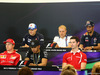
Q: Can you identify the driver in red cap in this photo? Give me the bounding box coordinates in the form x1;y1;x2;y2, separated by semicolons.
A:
0;38;21;66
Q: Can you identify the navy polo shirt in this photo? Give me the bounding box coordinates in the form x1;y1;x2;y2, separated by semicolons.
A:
80;31;100;47
22;32;44;46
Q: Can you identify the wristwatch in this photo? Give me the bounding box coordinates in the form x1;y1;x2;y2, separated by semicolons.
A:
91;46;94;50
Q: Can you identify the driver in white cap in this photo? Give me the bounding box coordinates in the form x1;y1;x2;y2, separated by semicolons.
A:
22;23;44;47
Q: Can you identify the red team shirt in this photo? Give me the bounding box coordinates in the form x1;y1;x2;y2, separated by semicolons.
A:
0;50;21;66
63;50;87;69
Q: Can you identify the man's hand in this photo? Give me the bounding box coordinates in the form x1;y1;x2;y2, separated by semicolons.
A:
29;63;36;66
21;44;29;48
25;58;29;61
84;46;92;50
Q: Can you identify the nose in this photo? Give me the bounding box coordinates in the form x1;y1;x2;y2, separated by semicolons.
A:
61;31;63;34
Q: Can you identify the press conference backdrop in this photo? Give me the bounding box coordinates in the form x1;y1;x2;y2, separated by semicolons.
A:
0;2;100;44
0;2;100;75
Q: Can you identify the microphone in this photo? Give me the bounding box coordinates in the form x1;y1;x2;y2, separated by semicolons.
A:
50;43;57;48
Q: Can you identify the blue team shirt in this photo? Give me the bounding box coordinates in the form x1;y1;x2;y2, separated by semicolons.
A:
80;31;100;47
22;32;44;46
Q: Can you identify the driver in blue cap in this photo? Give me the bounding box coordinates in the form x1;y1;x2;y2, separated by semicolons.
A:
22;23;44;47
79;20;100;51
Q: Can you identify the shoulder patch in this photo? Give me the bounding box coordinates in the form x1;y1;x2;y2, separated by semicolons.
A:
84;32;88;36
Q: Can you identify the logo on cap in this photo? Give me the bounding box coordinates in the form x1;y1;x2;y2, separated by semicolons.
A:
3;39;15;45
29;40;40;48
31;42;34;45
85;20;94;27
28;23;37;30
86;21;90;24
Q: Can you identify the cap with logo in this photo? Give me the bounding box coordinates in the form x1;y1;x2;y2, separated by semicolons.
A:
29;40;40;48
28;23;37;30
85;20;94;27
3;39;15;45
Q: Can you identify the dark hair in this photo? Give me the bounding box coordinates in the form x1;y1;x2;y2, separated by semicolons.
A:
18;67;33;75
70;36;80;42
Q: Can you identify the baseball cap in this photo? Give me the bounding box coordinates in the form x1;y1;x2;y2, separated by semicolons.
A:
3;39;15;45
28;23;37;30
29;40;40;48
85;20;94;27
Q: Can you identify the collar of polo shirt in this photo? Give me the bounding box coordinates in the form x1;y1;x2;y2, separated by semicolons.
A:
70;50;80;53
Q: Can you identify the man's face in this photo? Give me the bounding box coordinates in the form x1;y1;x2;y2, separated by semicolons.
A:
29;29;37;36
86;26;94;33
70;39;79;49
31;45;40;53
6;42;14;51
58;28;67;38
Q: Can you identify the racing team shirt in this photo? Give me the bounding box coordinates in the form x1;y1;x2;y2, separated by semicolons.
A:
80;31;100;47
63;50;87;70
25;48;48;65
53;35;72;47
22;32;44;46
0;50;21;66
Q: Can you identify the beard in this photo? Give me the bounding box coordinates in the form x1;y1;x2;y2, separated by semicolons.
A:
87;30;92;33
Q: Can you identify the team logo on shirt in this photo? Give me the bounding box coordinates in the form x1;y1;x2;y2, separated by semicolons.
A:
30;55;34;60
0;55;6;58
67;57;71;60
30;55;33;58
10;55;16;59
28;38;32;42
23;38;25;41
85;37;89;42
84;59;87;61
84;32;88;36
76;56;81;58
94;38;97;41
9;61;14;63
40;39;44;41
44;51;48;58
1;60;5;63
35;38;37;40
31;42;34;45
93;37;97;45
65;38;67;41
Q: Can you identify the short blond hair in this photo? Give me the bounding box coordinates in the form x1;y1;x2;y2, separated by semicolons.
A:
91;62;100;75
58;25;67;30
61;64;77;75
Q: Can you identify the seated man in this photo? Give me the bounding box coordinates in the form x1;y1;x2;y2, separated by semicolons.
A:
22;23;44;47
24;40;48;66
0;39;21;66
62;36;87;70
53;25;72;48
79;20;100;50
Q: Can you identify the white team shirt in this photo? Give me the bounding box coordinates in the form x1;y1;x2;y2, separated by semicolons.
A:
53;36;72;47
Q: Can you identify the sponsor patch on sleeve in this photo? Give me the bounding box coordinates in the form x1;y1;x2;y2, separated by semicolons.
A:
40;39;44;41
